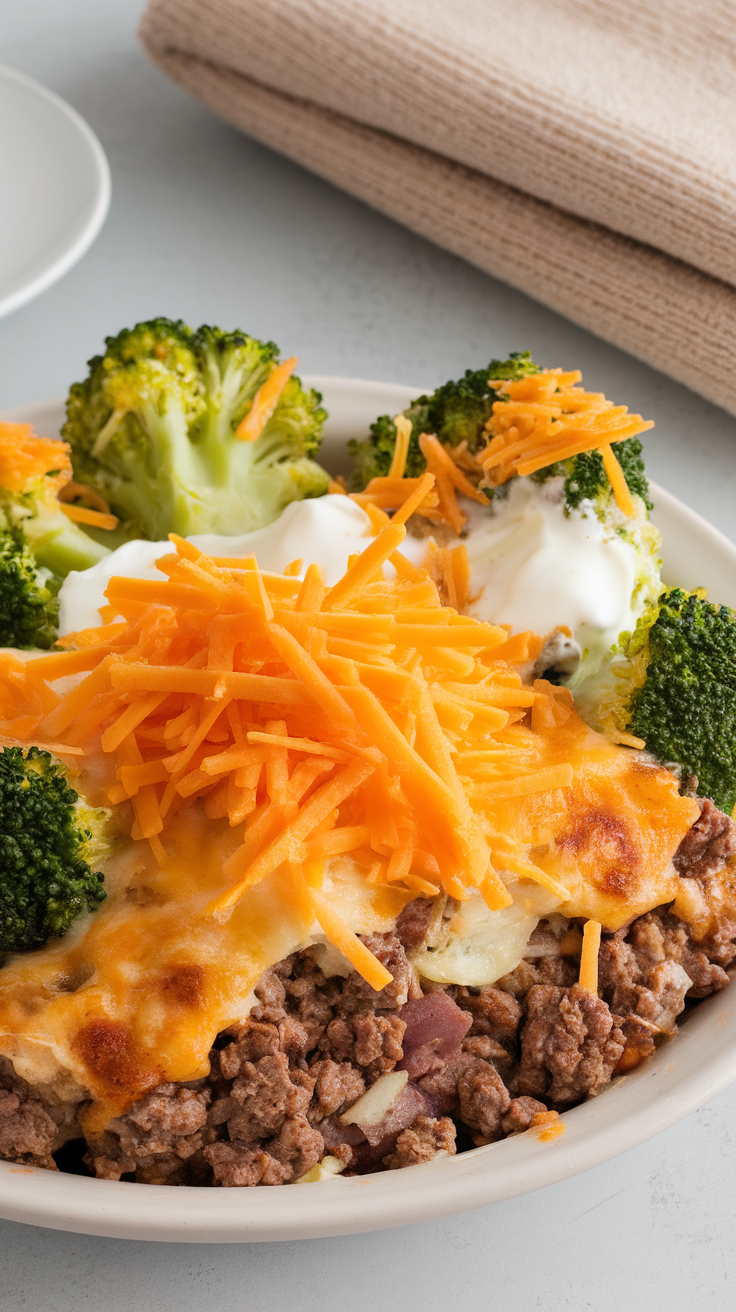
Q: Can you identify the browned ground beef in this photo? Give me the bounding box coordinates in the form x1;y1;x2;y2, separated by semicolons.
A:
513;984;625;1104
673;797;736;880
1;802;735;1186
0;1056;78;1171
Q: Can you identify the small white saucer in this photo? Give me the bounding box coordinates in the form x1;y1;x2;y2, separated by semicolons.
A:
0;65;110;319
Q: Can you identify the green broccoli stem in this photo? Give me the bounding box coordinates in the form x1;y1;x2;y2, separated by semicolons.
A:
101;394;213;536
198;353;272;483
142;395;203;489
30;518;110;575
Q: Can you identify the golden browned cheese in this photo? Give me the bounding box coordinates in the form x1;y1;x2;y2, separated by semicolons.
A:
0;805;408;1133
472;711;700;930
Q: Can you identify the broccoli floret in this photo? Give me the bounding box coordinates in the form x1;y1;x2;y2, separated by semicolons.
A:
533;437;652;513
62;318;330;540
0;423;109;649
354;352;661;694
0;428;110;583
574;588;736;811
0;529;59;649
350;351;652;516
349;351;539;488
0;746;108;954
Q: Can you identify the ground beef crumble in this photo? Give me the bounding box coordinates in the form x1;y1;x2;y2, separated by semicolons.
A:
673;797;736;881
3;802;736;1187
514;984;625;1104
0;1056;78;1171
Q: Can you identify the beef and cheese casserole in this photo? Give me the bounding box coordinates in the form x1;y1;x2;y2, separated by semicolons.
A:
1;334;735;1188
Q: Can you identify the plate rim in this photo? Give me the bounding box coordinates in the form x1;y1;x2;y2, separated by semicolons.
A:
0;379;735;1242
0;64;111;320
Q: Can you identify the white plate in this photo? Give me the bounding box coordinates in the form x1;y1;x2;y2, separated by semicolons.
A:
1;377;736;1242
0;66;110;319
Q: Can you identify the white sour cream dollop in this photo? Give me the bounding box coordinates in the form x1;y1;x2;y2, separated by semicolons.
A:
59;484;641;683
59;495;376;634
459;478;639;675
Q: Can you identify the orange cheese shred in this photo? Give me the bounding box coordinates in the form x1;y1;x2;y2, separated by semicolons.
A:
0;419;122;528
479;370;654;493
309;887;393;991
58;481;113;514
391;471;437;526
59;503;119;531
600;443;636;516
346;368;651;535
236;357;298;441
0;421;72;495
579;920;602;994
232;359;295;440
388;414;413;479
324;521;407;609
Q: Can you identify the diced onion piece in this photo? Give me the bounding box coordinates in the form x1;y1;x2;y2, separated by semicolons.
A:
296;1155;346;1184
339;1070;408;1128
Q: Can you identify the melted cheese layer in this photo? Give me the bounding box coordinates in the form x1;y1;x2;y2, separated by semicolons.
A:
479;715;696;929
0;807;408;1131
0;709;698;1126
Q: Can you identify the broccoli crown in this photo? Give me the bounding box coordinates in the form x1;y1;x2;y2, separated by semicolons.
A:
622;588;736;811
0;746;107;954
533;437;652;513
0;528;60;649
62;318;330;540
348;351;539;488
349;353;652;516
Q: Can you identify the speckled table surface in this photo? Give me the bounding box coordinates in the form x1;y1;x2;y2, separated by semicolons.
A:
1;3;736;1307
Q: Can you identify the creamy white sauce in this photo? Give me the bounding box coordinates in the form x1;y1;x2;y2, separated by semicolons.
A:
59;484;642;678
458;478;639;676
59;495;375;634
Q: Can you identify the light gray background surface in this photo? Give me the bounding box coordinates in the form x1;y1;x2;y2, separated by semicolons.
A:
2;2;736;1307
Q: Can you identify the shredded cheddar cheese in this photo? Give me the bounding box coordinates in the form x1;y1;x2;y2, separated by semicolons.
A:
353;367;652;527
350;476;439;516
57;480;113;515
0;478;700;1124
479;370;653;516
531;1110;565;1142
579;919;602;994
0;421;119;529
59;503;119;531
600;443;635;517
425;541;472;610
0;420;73;499
0;491;698;938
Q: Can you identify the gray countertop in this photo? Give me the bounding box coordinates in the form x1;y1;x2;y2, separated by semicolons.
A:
2;2;736;1307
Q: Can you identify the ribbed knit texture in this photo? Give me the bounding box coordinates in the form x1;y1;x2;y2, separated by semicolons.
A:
139;0;736;413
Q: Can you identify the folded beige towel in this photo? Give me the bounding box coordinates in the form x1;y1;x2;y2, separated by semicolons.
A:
140;0;736;413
